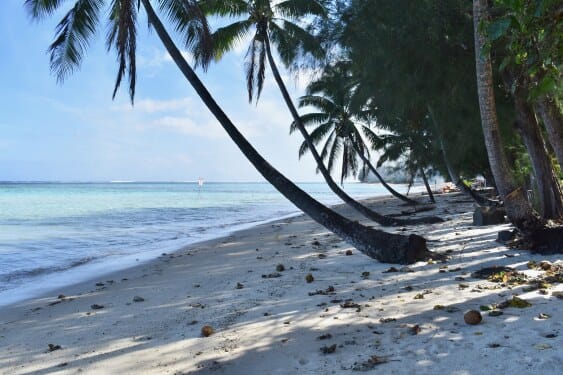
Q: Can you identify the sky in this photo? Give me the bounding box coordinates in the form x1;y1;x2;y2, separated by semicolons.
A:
0;0;324;182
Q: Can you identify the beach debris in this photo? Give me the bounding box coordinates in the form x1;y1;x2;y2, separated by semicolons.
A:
497;296;532;309
201;325;214;337
262;272;282;279
414;293;425;300
340;300;361;309
190;303;205;309
383;267;399;273
458;283;469;290
379;317;396;323
408;325;422;335
47;344;62;352
543;333;557;338
433;305;445;310
552;291;563;299
534;343;552;350
56;362;68;368
538;313;551;320
188;320;198;325
464;310;482;325
320;344;337;354
57;294;65;299
345;250;353;256
90;304;104;310
361;272;370;279
488;343;501;348
496;230;516;243
455;276;465;281
305;273;314;283
489;310;503;317
309;286;335;296
318;253;327;259
276;264;285;272
352;355;390;371
235;282;244;289
95;282;105;287
317;333;333;340
403;285;414;291
479;305;492;311
132;296;144;303
312;240;321;247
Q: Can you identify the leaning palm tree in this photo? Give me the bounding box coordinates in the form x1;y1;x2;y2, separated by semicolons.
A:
195;0;441;226
293;63;418;205
26;0;431;264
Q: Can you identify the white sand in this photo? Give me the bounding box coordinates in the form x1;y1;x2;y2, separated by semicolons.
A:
1;193;561;374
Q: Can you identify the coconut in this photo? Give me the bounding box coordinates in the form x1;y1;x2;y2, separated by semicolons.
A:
464;310;483;325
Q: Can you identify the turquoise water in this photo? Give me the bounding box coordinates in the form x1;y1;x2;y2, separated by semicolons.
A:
0;181;410;305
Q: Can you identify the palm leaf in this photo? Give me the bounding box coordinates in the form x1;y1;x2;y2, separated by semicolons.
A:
290;112;330;133
198;0;249;17
43;0;104;83
25;0;66;19
212;20;254;59
157;0;213;69
107;0;138;103
274;0;326;19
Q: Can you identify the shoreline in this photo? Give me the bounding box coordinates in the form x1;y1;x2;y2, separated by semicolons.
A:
1;192;561;374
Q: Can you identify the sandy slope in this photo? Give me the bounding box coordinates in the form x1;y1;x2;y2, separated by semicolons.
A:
0;193;561;375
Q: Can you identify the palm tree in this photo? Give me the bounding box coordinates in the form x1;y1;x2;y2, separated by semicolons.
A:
294;63;418;205
472;0;545;232
196;0;442;226
26;0;430;264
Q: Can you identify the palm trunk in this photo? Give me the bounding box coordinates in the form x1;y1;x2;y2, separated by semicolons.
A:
263;35;442;226
140;0;429;264
535;96;563;169
420;168;435;203
428;105;500;206
513;90;563;219
350;142;418;205
472;0;544;233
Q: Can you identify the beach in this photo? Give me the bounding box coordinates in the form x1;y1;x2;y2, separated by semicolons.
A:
1;192;562;374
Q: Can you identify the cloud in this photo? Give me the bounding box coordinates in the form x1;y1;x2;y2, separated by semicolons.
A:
153;115;225;139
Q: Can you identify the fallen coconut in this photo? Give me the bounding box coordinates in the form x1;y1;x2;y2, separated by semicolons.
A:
464;310;482;325
201;325;214;337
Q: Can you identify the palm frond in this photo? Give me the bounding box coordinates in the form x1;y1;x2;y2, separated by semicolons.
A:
46;0;104;83
298;94;336;113
269;19;324;66
25;0;66;19
244;35;266;102
290;112;330;133
274;0;326;19
107;0;137;103
212;20;253;59
198;0;249;17
157;0;213;69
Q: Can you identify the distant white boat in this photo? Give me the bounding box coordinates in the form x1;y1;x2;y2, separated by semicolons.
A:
197;177;204;187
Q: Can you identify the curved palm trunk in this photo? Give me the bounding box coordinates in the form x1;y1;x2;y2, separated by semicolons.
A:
472;0;544;232
140;0;429;264
513;90;563;219
420;168;435;204
535;96;563;169
428;105;500;206
263;36;442;226
350;142;419;205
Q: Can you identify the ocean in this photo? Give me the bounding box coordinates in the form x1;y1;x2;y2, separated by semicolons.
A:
0;181;415;306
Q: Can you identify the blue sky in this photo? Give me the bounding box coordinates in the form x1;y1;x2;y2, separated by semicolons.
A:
0;0;323;182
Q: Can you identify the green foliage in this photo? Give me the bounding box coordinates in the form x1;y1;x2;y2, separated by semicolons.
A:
487;0;562;101
195;0;327;103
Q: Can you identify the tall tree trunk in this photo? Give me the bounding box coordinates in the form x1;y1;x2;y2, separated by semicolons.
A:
140;0;430;264
420;168;436;203
263;36;442;226
472;0;544;233
428;105;500;206
350;142;419;205
513;90;563;219
535;96;563;169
